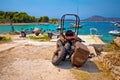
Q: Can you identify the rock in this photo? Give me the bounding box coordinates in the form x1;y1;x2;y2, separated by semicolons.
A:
111;66;120;80
100;52;120;80
114;37;120;47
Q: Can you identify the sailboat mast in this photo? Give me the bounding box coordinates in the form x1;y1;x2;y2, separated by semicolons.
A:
77;7;79;15
76;0;79;15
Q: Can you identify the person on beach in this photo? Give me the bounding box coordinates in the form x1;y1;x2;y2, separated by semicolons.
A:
11;23;15;32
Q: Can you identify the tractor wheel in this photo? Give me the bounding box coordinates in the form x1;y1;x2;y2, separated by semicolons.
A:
52;46;66;65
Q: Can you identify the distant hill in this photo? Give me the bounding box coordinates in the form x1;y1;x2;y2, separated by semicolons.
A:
82;15;120;22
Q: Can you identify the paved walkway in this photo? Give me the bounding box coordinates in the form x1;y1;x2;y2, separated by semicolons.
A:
78;35;105;45
51;35;105;45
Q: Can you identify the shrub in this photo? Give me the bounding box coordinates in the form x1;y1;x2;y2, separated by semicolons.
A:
29;34;50;41
0;36;12;43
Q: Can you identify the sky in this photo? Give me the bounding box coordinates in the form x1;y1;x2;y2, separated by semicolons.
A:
0;0;120;19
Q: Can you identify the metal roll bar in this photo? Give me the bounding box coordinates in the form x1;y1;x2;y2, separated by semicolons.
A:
60;14;80;35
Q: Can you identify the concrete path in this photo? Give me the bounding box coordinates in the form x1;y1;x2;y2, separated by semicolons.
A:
51;35;105;45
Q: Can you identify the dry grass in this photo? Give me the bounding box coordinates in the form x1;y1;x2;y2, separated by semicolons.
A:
104;42;120;52
71;69;90;80
93;59;114;80
24;44;33;46
102;52;120;66
71;58;114;80
28;34;50;42
0;34;12;44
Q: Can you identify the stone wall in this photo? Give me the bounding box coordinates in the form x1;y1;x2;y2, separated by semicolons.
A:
100;52;120;80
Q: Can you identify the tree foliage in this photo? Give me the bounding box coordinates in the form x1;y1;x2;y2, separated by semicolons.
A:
49;18;58;24
39;16;49;22
0;11;36;23
0;11;57;23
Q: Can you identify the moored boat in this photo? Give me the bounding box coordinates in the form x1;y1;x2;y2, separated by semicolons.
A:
114;22;120;28
109;30;120;36
70;23;83;28
56;26;65;30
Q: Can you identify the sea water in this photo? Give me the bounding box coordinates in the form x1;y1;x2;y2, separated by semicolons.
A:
0;22;118;43
79;22;117;43
62;22;118;43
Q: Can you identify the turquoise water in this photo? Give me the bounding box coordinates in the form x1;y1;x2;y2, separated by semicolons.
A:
63;22;117;43
0;22;118;43
79;22;117;43
0;24;58;33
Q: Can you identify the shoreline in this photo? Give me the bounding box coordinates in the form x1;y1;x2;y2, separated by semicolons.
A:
0;21;115;26
0;33;106;44
0;22;50;26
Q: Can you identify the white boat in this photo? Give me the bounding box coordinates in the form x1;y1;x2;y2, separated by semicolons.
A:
109;30;120;36
110;21;116;24
56;26;65;30
70;23;83;28
114;22;120;28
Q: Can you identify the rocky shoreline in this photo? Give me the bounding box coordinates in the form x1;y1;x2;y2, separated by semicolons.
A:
99;37;120;80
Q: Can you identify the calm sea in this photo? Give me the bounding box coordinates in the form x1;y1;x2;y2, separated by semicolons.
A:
0;22;118;43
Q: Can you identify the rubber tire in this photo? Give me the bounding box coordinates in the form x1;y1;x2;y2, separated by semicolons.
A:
52;46;66;65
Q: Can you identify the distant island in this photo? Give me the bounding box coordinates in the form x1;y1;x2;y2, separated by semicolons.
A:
82;15;120;22
1;11;120;23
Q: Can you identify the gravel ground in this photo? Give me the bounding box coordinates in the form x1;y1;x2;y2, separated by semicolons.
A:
0;37;111;80
0;59;75;80
0;39;76;80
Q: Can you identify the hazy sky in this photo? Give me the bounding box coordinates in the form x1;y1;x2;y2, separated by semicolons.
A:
0;0;120;19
